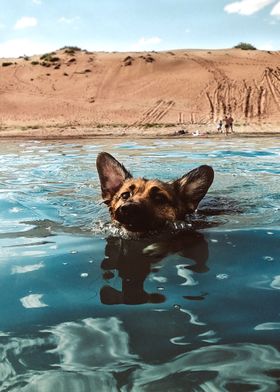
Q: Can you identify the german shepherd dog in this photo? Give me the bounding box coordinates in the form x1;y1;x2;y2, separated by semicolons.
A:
96;152;214;234
96;152;214;305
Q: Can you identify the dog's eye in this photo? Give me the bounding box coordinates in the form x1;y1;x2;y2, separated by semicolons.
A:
121;191;130;200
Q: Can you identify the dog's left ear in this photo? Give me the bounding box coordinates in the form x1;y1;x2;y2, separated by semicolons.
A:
96;152;132;203
173;165;214;213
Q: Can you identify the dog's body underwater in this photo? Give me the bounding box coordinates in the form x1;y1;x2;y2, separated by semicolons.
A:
96;152;214;234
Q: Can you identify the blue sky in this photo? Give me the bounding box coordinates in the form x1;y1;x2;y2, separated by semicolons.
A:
1;0;280;57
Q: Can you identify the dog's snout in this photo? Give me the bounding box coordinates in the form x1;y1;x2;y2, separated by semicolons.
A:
119;202;143;216
115;202;149;230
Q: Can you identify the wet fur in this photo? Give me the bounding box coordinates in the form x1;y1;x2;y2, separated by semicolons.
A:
96;152;214;233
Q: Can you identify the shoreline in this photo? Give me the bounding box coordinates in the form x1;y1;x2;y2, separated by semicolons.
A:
0;124;279;140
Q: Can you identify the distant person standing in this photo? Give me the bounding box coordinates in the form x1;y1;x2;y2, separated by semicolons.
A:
228;116;234;133
224;116;230;135
217;119;223;133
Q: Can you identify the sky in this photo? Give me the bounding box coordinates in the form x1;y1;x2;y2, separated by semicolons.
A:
1;0;280;57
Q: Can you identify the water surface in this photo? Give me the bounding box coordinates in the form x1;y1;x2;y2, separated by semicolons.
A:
0;138;279;391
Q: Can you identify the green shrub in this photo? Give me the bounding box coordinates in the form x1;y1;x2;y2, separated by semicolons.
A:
234;42;257;50
40;53;60;62
61;46;82;55
31;61;39;65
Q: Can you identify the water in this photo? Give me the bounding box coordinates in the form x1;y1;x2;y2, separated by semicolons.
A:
0;138;279;391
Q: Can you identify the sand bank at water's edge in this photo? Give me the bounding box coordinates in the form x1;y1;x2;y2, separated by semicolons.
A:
0;123;279;139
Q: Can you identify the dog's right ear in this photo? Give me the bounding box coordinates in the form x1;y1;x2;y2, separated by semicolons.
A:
96;152;132;204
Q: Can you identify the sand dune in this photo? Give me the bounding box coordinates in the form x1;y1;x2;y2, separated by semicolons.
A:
1;47;280;137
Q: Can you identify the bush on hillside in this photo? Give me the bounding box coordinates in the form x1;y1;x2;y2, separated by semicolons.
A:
234;42;257;50
2;62;13;67
61;46;82;55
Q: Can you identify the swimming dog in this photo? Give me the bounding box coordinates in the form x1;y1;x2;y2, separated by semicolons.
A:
96;152;214;234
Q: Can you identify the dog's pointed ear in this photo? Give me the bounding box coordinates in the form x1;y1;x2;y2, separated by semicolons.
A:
173;165;214;213
96;152;132;203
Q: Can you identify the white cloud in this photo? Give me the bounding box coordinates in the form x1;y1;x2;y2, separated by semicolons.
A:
132;36;162;51
58;16;80;24
271;1;280;15
258;42;274;50
0;38;55;58
32;0;42;4
14;16;38;30
224;0;275;15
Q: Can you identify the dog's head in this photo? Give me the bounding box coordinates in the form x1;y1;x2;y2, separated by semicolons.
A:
96;152;214;233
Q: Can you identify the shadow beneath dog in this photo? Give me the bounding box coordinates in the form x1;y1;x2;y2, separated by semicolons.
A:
100;230;209;305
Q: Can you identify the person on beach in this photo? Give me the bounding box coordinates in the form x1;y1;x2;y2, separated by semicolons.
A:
217;120;223;133
224;116;230;135
228;116;234;133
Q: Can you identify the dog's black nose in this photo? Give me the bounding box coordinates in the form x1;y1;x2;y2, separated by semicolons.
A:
119;202;143;216
115;202;153;231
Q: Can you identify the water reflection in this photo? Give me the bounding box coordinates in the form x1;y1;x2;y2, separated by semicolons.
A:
100;230;209;305
1;317;280;391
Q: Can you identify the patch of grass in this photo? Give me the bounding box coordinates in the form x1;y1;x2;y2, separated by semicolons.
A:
2;62;13;67
143;123;161;128
40;62;51;67
61;46;82;55
145;55;155;63
40;53;60;62
49;56;60;62
142;123;176;129
123;56;133;62
31;61;39;65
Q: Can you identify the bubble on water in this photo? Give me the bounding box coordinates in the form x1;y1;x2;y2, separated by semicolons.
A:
216;274;229;280
80;273;88;278
210;239;218;243
263;256;274;262
157;286;165;291
70;250;78;254
267;232;274;235
173;304;181;310
88;259;94;263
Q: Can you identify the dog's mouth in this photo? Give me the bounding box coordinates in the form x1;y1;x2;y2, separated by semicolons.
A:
114;202;165;233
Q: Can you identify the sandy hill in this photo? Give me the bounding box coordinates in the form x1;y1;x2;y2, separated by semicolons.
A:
1;47;280;133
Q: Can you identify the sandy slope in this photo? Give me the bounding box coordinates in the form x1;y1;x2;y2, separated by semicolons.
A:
1;48;280;137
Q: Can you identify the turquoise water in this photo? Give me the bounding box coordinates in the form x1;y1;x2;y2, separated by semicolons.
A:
0;138;279;391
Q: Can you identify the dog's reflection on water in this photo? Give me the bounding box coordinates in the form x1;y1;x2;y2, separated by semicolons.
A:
100;230;209;305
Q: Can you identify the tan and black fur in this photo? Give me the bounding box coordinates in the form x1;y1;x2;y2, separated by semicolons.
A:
96;152;214;233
